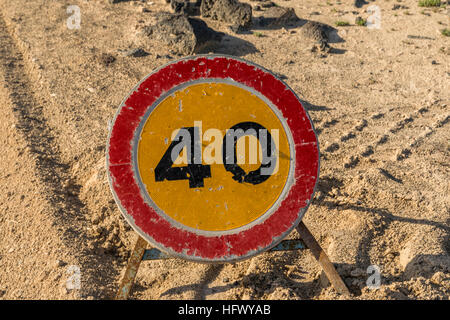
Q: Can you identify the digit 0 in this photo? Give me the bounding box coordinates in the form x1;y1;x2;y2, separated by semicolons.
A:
222;122;277;185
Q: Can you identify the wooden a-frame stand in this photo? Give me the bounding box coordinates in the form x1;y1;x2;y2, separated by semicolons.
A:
115;221;350;299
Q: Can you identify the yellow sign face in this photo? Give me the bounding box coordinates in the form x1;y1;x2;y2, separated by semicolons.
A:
137;82;292;231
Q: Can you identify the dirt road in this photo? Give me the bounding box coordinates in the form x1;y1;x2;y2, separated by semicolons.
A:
0;0;448;300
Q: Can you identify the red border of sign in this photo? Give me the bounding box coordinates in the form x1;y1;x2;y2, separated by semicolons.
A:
107;55;319;262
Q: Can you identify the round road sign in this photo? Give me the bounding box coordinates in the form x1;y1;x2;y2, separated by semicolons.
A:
107;55;319;262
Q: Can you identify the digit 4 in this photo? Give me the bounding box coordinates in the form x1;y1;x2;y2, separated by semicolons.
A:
154;127;211;188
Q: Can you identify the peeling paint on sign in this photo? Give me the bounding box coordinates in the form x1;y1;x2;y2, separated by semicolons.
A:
106;55;319;263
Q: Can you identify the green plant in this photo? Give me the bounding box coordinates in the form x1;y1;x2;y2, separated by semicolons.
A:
253;32;264;37
335;20;350;26
418;0;441;7
356;17;367;26
441;28;450;37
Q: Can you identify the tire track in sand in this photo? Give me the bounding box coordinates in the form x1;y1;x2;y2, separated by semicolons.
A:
0;13;119;299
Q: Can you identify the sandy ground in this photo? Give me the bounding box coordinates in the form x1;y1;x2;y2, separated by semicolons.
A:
0;0;448;300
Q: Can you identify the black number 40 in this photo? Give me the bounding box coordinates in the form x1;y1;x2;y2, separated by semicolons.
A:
154;122;277;188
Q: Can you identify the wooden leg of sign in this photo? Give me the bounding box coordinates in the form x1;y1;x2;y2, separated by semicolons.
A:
296;221;350;296
116;223;349;299
115;235;147;300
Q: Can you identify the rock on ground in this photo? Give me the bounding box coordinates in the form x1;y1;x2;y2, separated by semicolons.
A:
201;0;252;28
142;13;223;55
169;0;201;16
257;6;299;28
300;21;334;43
